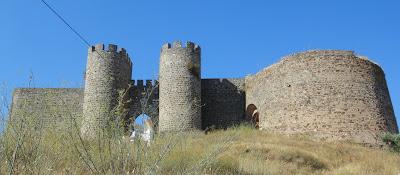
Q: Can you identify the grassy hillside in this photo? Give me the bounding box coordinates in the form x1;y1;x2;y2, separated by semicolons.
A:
199;127;400;175
1;123;399;175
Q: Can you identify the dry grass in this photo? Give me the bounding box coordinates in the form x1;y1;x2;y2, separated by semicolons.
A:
1;123;399;175
204;126;400;175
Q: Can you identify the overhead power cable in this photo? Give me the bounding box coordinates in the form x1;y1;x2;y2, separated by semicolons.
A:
40;0;109;61
40;0;91;47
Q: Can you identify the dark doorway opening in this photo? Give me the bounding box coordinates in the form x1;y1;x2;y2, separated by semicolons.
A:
246;104;259;129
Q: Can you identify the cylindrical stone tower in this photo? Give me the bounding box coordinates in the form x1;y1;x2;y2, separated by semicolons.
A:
158;41;201;132
81;44;132;138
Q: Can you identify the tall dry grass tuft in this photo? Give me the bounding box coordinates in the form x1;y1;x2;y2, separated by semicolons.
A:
0;81;235;174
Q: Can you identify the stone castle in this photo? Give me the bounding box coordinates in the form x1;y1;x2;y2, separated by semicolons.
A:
10;41;398;145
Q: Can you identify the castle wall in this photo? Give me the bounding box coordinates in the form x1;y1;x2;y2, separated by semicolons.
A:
158;41;202;132
128;79;159;127
81;44;132;137
245;50;398;145
10;88;83;129
8;43;398;146
127;78;246;130
201;78;246;129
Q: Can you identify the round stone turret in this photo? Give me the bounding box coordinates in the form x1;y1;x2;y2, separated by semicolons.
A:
158;41;201;132
81;44;132;138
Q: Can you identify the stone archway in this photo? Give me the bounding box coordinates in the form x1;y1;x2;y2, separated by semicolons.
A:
132;113;154;133
246;104;260;129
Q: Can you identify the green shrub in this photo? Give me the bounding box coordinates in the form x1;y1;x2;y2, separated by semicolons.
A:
382;133;400;153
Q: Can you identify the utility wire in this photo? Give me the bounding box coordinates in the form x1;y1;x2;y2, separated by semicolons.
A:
40;0;109;61
40;0;91;47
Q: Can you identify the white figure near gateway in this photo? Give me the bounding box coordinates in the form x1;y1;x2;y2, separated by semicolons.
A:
130;113;154;146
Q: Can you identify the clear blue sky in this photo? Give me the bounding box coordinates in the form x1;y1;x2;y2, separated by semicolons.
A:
0;0;399;127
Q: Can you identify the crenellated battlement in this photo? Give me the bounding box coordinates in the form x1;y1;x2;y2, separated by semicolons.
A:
89;43;130;57
90;43;123;53
88;43;132;68
131;79;158;89
130;79;159;97
161;41;201;52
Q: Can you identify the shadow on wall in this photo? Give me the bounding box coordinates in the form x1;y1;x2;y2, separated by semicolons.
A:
201;78;246;129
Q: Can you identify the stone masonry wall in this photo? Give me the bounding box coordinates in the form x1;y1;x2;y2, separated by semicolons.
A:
158;41;202;132
201;78;246;129
128;79;159;128
9;79;247;132
81;44;132;137
126;78;246;130
245;50;398;145
8;43;398;146
10;88;83;129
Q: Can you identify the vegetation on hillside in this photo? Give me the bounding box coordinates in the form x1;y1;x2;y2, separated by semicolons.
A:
382;132;400;153
1;120;400;175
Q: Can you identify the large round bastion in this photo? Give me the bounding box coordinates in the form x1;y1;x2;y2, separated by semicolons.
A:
245;50;398;145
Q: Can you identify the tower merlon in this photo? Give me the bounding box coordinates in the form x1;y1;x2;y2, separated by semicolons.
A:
173;41;182;47
162;43;171;50
108;44;118;52
94;43;104;51
119;48;130;63
186;41;200;52
119;48;127;55
194;44;201;52
137;80;144;88
161;41;201;52
146;80;152;88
